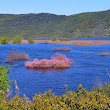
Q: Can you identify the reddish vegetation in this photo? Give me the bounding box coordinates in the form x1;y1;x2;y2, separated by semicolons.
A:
99;52;110;56
72;40;110;46
53;47;71;51
25;53;72;69
5;52;29;62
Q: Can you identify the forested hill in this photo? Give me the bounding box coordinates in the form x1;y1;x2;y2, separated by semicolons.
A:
0;9;110;38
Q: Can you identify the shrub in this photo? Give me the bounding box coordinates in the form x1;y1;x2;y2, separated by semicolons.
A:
5;52;29;62
51;35;58;41
28;38;34;43
0;66;10;100
25;53;72;69
99;52;110;56
0;37;9;44
53;47;71;51
12;36;21;44
75;34;81;38
93;83;110;97
0;85;110;110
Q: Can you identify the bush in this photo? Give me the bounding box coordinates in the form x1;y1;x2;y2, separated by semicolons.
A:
53;47;71;51
75;34;81;38
28;38;34;43
25;53;72;69
5;52;29;62
0;37;9;44
0;66;10;100
99;52;110;56
0;85;110;110
93;83;110;97
51;35;58;41
12;36;21;44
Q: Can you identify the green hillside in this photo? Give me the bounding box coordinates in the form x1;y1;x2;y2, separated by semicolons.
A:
0;10;110;38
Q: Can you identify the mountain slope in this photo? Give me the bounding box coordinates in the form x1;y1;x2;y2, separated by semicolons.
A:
0;10;110;38
64;10;110;37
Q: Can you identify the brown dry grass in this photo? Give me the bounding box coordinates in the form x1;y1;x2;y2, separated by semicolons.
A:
72;40;110;46
21;40;110;46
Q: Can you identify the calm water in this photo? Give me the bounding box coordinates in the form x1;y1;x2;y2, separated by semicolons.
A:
0;43;110;99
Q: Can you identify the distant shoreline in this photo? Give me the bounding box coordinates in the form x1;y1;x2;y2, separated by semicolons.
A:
20;40;110;46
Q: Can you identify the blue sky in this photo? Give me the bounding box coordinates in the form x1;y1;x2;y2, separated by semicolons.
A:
0;0;110;15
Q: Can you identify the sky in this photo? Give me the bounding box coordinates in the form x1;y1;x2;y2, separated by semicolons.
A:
0;0;110;15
